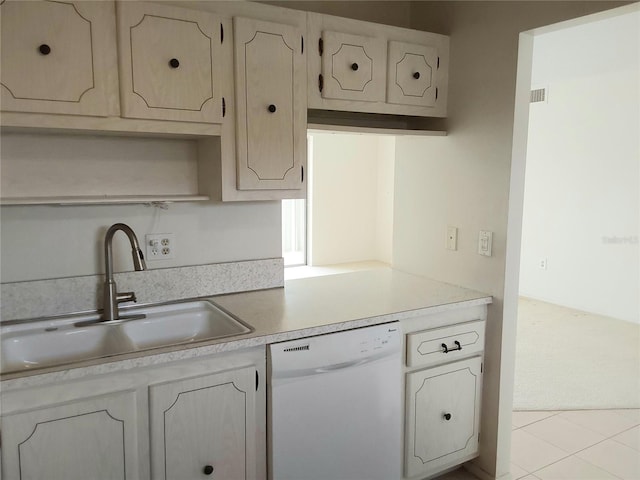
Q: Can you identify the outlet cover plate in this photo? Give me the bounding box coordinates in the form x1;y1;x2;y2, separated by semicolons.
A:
145;233;175;260
446;226;458;251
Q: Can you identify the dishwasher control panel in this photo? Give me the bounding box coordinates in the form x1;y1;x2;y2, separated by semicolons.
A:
269;322;401;375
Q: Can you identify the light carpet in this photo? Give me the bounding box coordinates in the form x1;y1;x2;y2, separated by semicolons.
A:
513;297;640;410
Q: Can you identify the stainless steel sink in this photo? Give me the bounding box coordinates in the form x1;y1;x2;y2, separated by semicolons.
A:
0;300;253;374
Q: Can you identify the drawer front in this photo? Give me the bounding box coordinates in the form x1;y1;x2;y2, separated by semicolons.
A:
0;1;115;117
387;40;438;107
321;30;386;102
406;320;485;368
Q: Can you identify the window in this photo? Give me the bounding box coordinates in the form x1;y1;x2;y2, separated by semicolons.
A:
282;135;312;267
282;199;306;266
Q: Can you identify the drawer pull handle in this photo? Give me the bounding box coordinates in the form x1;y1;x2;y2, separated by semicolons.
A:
351;62;359;71
441;340;462;353
268;104;277;113
169;58;180;69
39;44;51;55
443;413;452;421
413;71;420;79
203;465;214;475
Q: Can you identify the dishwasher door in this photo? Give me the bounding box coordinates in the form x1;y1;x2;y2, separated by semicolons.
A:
269;323;402;480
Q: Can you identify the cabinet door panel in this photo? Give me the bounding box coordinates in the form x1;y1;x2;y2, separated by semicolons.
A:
117;1;222;123
150;366;256;480
1;390;140;480
234;17;305;191
387;41;438;107
0;0;116;116
321;31;386;102
405;357;482;478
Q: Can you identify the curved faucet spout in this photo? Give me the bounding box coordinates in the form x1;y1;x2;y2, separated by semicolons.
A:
103;223;147;322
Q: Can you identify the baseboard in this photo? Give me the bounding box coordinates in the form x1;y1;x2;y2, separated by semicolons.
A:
463;461;511;480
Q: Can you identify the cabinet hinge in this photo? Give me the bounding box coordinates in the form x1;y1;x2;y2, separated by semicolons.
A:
222;97;226;117
318;37;323;56
301;36;304;54
220;23;224;44
318;74;323;93
437;56;440;69
255;370;259;391
301;165;304;183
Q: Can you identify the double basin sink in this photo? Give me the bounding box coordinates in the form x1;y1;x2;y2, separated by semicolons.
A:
1;300;253;374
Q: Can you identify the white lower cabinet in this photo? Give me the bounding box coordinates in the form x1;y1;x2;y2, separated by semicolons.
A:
150;366;257;480
405;357;482;478
1;389;141;480
401;305;487;479
0;348;266;480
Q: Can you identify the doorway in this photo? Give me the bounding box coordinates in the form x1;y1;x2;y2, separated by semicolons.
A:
506;5;639;479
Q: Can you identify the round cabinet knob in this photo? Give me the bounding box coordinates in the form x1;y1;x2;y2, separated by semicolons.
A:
351;63;359;71
443;413;452;421
39;44;51;55
169;58;180;69
413;71;421;79
203;465;214;475
268;104;277;113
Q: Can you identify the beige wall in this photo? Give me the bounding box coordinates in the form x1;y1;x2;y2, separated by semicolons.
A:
264;1;412;28
393;1;631;477
309;133;395;266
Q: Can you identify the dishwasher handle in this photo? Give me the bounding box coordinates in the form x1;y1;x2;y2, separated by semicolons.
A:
315;358;367;373
271;350;393;381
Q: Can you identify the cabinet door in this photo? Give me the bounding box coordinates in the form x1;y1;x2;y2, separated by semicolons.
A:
405;357;482;478
234;17;305;191
1;390;140;480
116;1;223;123
321;31;386;102
0;0;117;117
149;366;257;480
387;41;439;107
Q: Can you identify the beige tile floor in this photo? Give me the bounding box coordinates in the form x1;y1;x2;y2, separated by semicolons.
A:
511;409;640;479
436;409;640;480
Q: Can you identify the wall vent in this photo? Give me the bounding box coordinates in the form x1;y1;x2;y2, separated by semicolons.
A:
530;88;547;103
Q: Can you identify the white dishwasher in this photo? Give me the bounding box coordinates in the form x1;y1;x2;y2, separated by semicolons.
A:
269;322;402;480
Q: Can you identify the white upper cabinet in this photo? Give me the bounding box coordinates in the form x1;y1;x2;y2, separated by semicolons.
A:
233;17;305;191
387;40;439;107
308;12;449;118
320;31;386;102
0;0;118;117
116;1;223;123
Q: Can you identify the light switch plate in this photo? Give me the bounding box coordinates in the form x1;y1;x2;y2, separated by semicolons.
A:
478;230;493;256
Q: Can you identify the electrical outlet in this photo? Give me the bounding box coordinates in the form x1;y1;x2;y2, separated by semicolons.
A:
446;226;458;251
539;258;548;270
145;233;175;260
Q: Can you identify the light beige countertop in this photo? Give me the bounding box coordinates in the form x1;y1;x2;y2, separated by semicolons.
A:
1;267;491;388
215;267;491;331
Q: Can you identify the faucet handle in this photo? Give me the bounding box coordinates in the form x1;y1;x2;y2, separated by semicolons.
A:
116;291;137;304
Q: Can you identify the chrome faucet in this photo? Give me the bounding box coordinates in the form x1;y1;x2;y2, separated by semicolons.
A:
102;223;146;322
